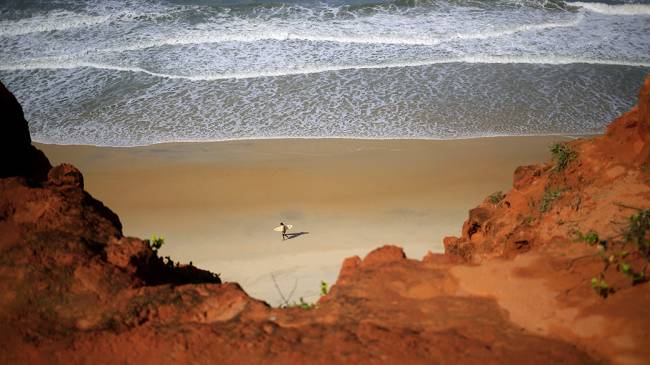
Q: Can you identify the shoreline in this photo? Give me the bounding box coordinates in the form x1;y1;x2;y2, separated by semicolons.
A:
32;133;593;148
37;135;576;305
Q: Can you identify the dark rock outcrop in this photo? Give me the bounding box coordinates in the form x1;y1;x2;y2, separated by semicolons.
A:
0;81;51;182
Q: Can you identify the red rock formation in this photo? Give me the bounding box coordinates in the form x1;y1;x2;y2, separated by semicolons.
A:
360;244;406;266
1;82;228;363
2;77;650;364
444;75;650;263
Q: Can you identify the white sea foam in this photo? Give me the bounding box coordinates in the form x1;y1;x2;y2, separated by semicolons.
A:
569;2;650;16
442;13;583;41
0;11;111;36
2;0;648;146
0;9;163;37
97;14;583;53
3;55;648;81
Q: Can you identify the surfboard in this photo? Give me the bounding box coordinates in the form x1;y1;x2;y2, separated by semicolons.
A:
273;224;292;232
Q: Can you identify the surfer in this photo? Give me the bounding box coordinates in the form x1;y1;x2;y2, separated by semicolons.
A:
273;223;293;240
280;222;288;240
280;222;287;241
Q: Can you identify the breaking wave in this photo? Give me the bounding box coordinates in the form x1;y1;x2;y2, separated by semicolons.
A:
3;55;649;81
568;2;650;15
1;0;648;146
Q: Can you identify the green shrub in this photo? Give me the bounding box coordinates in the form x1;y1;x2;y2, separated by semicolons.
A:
488;191;505;205
617;261;646;284
297;297;315;309
285;281;330;310
573;230;600;246
575;212;650;298
539;187;563;212
624;209;650;256
148;235;165;252
550;142;577;171
320;281;329;296
591;277;610;298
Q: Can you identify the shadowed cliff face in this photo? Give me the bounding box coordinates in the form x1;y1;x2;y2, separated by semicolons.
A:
0;82;51;182
1;78;650;364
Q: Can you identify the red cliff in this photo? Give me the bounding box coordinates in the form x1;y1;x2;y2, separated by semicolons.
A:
1;77;650;364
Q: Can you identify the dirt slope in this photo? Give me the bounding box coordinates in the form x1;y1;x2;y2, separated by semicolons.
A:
1;77;650;364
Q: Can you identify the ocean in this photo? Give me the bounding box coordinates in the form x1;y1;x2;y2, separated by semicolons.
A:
1;0;649;146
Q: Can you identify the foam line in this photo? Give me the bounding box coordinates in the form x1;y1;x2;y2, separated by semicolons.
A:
31;133;600;148
100;15;583;53
2;55;649;81
568;2;650;16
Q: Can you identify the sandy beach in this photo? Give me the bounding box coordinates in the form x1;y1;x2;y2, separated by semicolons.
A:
38;136;571;305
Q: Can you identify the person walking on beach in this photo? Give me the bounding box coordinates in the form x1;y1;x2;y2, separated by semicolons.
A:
280;222;288;240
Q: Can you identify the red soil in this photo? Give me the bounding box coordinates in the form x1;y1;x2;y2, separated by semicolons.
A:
1;77;649;364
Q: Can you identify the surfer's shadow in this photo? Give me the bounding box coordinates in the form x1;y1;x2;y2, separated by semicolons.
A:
284;232;309;240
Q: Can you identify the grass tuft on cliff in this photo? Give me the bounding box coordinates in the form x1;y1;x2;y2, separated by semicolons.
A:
539;186;563;212
550;142;577;171
624;210;650;256
488;191;505;205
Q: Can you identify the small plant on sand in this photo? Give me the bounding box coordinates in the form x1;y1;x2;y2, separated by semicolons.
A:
488;191;505;205
549;142;577;171
539;186;563;213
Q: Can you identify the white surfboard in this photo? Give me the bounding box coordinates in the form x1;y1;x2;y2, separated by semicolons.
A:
273;224;292;232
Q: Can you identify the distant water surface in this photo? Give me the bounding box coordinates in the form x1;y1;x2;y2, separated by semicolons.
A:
1;0;649;146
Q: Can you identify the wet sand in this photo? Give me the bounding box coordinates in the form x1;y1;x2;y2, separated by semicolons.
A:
38;136;572;305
